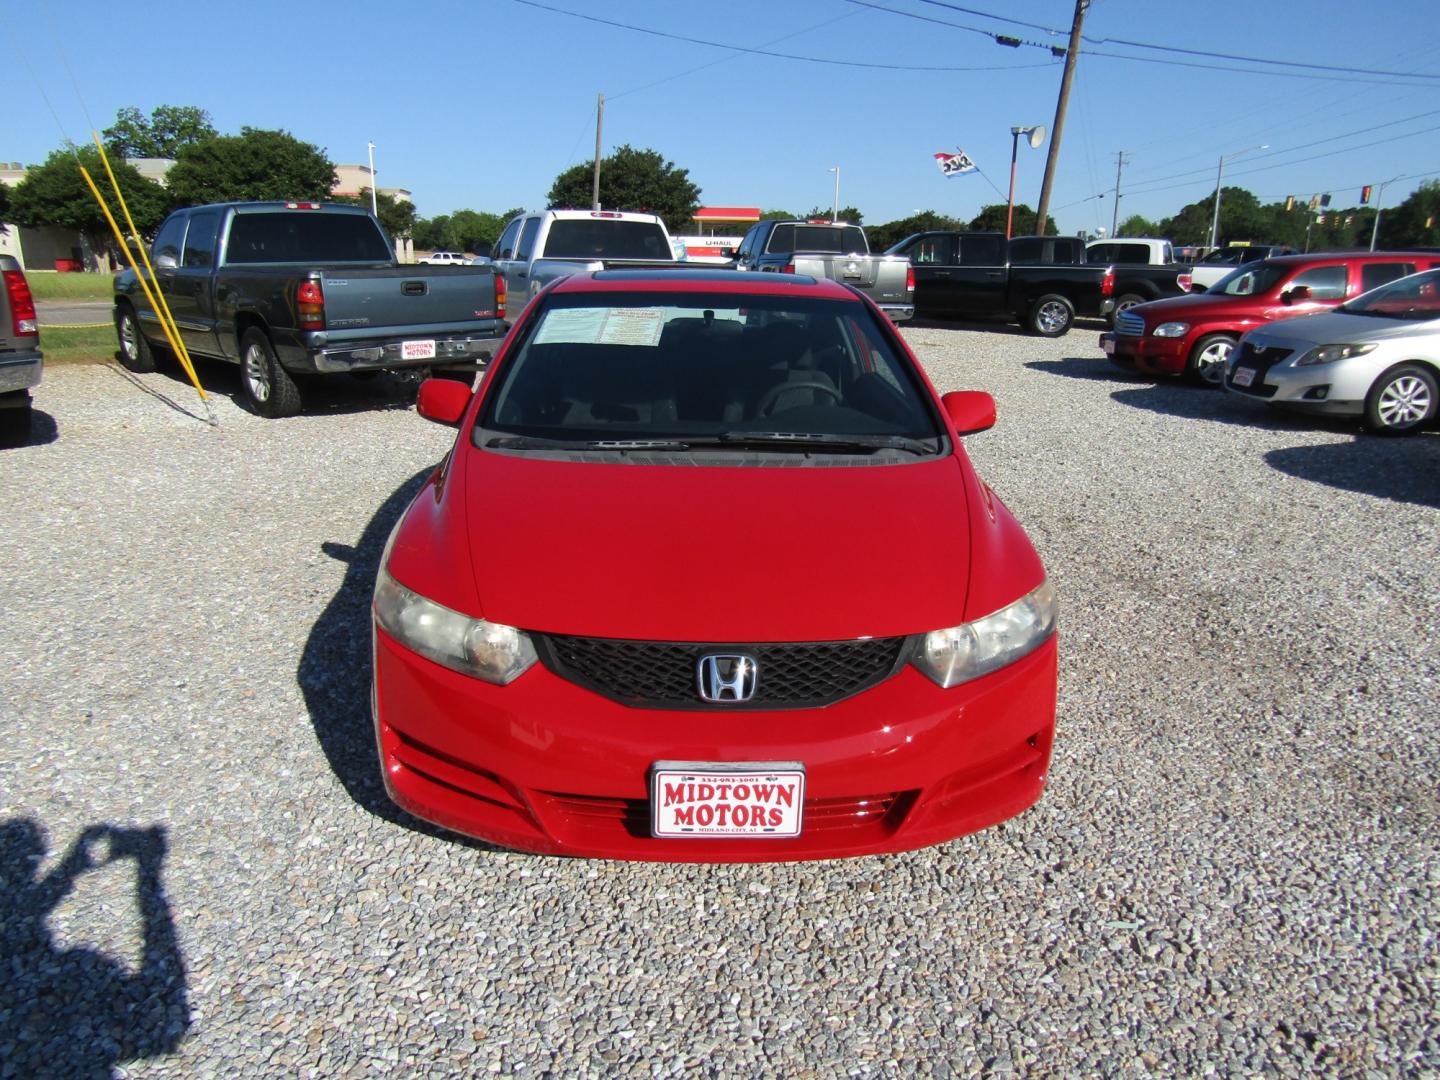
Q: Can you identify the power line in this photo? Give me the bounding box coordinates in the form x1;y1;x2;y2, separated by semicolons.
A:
910;0;1440;80
509;0;1057;72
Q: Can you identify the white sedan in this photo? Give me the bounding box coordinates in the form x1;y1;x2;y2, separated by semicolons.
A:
1224;267;1440;434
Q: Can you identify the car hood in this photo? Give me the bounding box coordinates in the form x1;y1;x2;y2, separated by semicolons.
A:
1245;310;1440;348
460;452;975;642
1132;292;1269;321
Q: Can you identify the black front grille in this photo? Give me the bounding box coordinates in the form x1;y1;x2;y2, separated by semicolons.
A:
1226;341;1290;397
533;634;911;710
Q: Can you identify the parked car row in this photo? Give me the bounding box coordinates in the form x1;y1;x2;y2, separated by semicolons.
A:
1099;249;1440;434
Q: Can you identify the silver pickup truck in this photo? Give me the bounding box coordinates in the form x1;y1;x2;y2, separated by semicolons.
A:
731;220;914;323
491;209;685;322
0;255;42;446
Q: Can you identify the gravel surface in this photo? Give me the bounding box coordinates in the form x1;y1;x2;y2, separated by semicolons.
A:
2;332;1437;1078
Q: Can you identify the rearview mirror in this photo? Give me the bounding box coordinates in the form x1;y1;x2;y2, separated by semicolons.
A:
416;378;472;426
155;253;178;270
941;390;996;435
1281;284;1311;305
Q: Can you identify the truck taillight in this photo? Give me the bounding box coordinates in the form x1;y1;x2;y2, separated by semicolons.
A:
782;261;796;273
3;270;37;336
906;266;915;293
1178;272;1193;293
286;202;321;210
297;280;325;329
494;274;506;320
1101;266;1115;296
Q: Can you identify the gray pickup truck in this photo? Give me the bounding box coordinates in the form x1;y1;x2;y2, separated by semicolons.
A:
491;208;684;322
114;202;507;417
1;255;42;446
731;220;914;323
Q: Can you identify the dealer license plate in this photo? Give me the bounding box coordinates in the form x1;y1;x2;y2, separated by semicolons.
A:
1100;335;1115;354
401;339;437;360
650;762;805;839
1233;366;1255;387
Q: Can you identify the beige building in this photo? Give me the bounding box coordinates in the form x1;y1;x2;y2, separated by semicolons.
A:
0;158;417;270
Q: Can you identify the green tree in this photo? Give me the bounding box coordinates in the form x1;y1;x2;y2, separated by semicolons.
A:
969;203;1056;236
1116;214;1157;237
1378;180;1440;249
0;181;9;225
1157;187;1267;246
8;146;171;259
760;208;795;220
103;105;217;159
801;205;865;226
547;145;700;232
166;128;336;205
866;210;964;252
333;189;418;241
411;213;449;251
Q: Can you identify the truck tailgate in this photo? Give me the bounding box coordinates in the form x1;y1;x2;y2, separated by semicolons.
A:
319;265;499;331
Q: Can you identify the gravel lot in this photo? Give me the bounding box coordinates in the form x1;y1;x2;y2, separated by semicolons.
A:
2;326;1437;1078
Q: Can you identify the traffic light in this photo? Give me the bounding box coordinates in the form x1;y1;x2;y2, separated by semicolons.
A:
1360;185;1373;204
1320;194;1332;208
1285;195;1295;211
1309;194;1321;210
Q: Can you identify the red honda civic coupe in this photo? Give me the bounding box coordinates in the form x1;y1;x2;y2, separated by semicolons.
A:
372;269;1057;861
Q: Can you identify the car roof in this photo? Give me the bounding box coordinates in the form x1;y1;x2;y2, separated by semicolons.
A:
550;269;863;300
1263;251;1437;266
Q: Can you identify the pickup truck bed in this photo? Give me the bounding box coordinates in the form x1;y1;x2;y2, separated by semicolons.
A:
733;220;914;322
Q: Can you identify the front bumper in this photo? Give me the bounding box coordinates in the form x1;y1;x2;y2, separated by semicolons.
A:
879;304;916;324
1224;349;1374;417
373;628;1058;861
0;349;43;396
1099;331;1187;375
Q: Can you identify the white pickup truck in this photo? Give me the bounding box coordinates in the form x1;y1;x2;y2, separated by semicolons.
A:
490;209;684;322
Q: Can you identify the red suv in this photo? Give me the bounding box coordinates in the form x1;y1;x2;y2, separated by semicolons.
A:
1099;252;1439;384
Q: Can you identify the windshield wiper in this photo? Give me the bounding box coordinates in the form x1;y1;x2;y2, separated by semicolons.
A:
713;431;937;455
486;434;693;451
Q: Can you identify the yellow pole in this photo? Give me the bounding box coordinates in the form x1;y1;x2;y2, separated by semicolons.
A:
77;164;208;404
89;133;203;390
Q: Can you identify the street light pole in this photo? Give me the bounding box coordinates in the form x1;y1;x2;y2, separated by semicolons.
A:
1006;126;1044;242
1111;151;1129;238
1370;176;1402;251
830;167;840;222
1209;144;1268;249
366;141;378;218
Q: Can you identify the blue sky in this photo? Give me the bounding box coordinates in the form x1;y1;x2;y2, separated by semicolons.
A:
5;0;1437;237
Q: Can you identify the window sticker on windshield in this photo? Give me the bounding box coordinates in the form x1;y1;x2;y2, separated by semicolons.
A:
532;307;666;347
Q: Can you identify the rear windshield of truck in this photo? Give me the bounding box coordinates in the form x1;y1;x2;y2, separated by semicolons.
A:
542;220;673;261
225;212;392;264
767;225;869;256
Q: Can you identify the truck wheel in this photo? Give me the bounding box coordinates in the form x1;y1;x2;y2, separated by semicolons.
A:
116;304;156;373
1109;294;1145;327
1363;363;1436;435
0;393;31;448
239;327;302;418
1028;295;1074;337
1186;334;1235;387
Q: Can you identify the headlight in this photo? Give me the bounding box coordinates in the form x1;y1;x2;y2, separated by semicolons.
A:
913;580;1057;689
374;565;537;684
1294;342;1377;366
1152;322;1189;338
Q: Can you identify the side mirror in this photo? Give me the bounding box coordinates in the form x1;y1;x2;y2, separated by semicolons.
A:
155;253;178;270
941;390;996;436
416;377;472;426
1281;284;1311;306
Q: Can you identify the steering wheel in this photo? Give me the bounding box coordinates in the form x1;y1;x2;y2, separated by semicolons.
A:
755;380;841;417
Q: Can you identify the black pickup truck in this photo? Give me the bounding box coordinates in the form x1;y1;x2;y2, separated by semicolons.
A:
884;232;1113;336
114;202;507;417
1084;238;1194;325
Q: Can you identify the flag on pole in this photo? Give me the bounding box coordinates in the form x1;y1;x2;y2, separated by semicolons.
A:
934;150;977;178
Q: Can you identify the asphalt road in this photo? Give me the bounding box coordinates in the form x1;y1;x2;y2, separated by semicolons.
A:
1;329;1437;1077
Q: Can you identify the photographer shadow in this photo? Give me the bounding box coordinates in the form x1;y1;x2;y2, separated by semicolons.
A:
0;818;189;1076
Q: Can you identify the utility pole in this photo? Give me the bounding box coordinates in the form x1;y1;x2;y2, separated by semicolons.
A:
591;93;604;211
1035;0;1088;235
1370;176;1401;251
1110;151;1129;237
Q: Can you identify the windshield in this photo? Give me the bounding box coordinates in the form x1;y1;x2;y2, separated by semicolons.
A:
1207;261;1290;296
1338;267;1440;320
1201;247;1264;265
225;212;392;263
477;292;943;458
542;220;672;260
